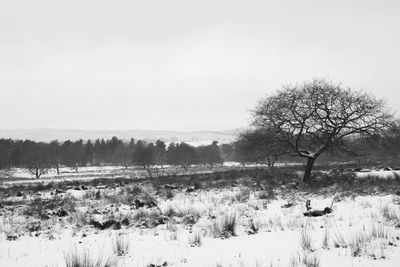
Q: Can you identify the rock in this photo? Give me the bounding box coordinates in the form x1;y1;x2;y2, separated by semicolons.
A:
81;185;88;190
55;189;64;194
164;184;178;190
16;191;23;197
147;262;168;267
113;221;122;230
281;203;293;208
90;220;104;230
7;235;18;241
182;214;198;225
134;199;145;208
121;218;129;226
95;190;101;200
303;207;333;217
90;219;118;230
147;199;158;208
27;222;41;232
41;213;51;220
186;186;196;193
55;210;68;217
152;215;169;226
102;220;117;229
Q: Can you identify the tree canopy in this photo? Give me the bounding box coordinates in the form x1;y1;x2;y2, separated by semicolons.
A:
253;79;393;182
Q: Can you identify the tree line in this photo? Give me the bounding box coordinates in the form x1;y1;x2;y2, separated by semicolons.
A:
0;123;399;179
0;137;230;178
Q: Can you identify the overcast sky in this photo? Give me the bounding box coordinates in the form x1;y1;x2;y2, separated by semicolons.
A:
1;0;399;131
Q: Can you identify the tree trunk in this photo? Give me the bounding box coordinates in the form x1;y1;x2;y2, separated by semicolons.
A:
144;165;153;178
303;157;315;183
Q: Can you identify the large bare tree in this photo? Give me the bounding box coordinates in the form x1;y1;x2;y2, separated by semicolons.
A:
253;79;393;183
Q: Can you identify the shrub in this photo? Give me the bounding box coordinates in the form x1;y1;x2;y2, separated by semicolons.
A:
371;224;390;239
322;227;330;249
189;230;203;247
333;229;347;248
248;218;260;234
212;212;237;238
302;252;320;267
299;227;314;252
64;246;117;267
112;234;130;256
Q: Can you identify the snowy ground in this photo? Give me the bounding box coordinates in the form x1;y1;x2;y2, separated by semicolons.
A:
0;168;400;267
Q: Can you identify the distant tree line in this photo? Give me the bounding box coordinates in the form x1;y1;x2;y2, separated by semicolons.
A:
0;137;227;178
2;127;399;179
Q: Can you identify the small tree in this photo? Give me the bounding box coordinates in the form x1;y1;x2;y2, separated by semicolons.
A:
238;128;287;168
196;141;223;168
132;140;155;177
233;138;252;166
167;142;197;171
48;140;61;174
254;79;393;183
154;140;167;168
21;141;52;179
0;139;14;170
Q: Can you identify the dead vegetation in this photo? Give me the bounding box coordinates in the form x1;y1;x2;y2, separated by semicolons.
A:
1;167;400;266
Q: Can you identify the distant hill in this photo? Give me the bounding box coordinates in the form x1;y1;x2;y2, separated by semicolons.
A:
0;128;241;146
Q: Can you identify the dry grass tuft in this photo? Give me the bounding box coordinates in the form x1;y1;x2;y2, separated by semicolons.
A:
211;212;238;238
112;234;130;256
64;245;117;267
302;252;320;267
299;226;314;252
189;230;203;247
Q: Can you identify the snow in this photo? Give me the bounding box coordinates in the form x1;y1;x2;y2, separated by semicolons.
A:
1;193;400;266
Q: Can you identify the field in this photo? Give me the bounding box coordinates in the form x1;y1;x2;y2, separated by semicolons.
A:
1;165;400;267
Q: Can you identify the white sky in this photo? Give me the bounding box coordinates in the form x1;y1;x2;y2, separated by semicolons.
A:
1;0;399;131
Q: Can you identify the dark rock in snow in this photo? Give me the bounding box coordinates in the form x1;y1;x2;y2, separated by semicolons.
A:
90;219;123;230
164;184;178;190
7;235;18;241
55;210;68;217
182;214;198;225
186;186;196;193
55;189;65;194
147;261;168;267
303;207;333;217
113;221;122;230
281;203;293;208
147;199;158;208
102;220;117;229
134;199;145;208
121;218;129;226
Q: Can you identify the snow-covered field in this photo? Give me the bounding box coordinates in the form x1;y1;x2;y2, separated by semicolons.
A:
1;168;400;267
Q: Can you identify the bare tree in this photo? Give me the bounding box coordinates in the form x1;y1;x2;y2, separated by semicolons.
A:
112;143;133;169
22;142;52;179
253;79;393;183
238;128;288;168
